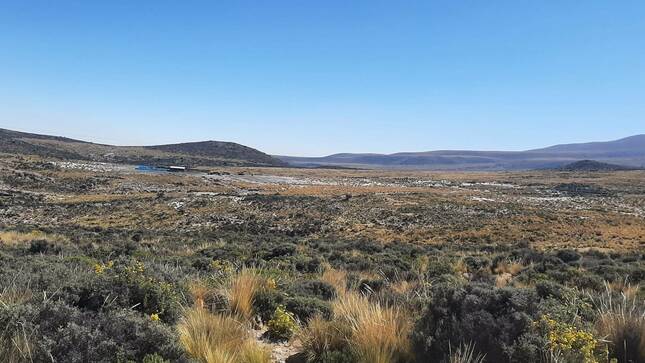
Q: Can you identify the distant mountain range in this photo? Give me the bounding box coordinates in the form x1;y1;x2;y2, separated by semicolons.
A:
277;135;645;170
2;128;644;171
0;128;285;167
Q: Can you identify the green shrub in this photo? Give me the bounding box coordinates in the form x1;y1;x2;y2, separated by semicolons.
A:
425;259;455;278
254;289;285;323
412;283;542;363
286;296;332;322
0;299;187;363
289;280;337;301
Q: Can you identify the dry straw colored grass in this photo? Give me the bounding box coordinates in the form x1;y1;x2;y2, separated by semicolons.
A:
493;258;524;276
0;285;33;307
332;291;412;363
449;342;486;363
321;265;347;296
222;268;264;321
0;329;33;363
0;230;62;247
189;281;211;310
177;307;270;363
299;315;351;362
592;282;645;363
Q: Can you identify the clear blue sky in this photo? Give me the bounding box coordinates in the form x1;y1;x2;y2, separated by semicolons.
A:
0;1;643;156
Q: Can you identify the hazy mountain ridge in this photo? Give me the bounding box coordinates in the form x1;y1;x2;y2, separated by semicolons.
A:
0;128;285;167
278;135;645;170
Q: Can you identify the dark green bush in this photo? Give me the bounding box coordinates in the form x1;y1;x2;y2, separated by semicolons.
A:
28;239;61;254
556;249;581;263
412;283;542;363
254;289;285;323
285;296;332;322
0;300;187;363
425;259;454;278
289;280;337;301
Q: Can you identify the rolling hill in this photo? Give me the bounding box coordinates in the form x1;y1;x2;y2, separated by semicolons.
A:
556;160;639;172
278;135;645;170
0;128;286;167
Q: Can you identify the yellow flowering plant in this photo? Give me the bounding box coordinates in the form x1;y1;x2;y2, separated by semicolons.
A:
93;260;114;274
537;315;603;363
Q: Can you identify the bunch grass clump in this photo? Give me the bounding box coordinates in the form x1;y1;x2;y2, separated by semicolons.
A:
0;328;34;363
177;307;270;363
332;291;412;363
299;315;351;361
223;268;264;321
449;341;486;363
592;282;645;363
321;265;347;297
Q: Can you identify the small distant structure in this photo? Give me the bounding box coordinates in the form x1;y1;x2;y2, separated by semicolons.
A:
167;166;187;172
136;165;187;173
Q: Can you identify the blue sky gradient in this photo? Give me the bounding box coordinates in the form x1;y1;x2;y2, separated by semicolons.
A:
0;1;643;156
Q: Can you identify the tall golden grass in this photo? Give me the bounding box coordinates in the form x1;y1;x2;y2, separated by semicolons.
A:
189;281;211;310
332;292;412;363
592;282;645;363
177;307;270;363
299;315;350;362
222;268;263;321
321;265;347;296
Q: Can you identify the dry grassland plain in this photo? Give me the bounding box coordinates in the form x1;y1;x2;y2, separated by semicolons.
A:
0;154;643;363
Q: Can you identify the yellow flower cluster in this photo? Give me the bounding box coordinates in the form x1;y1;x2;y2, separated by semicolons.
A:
541;315;598;363
93;260;114;274
125;260;145;274
150;313;160;321
266;277;277;290
210;259;233;274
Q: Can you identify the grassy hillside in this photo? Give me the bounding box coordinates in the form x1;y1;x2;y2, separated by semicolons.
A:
0;128;286;167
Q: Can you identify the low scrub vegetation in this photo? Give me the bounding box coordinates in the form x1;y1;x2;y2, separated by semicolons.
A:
1;157;644;362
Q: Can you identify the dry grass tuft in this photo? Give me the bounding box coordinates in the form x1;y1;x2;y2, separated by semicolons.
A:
494;258;524;276
321;265;347;296
454;258;469;274
608;277;640;301
299;315;350;362
0;330;33;363
0;230;62;247
189;281;211;310
495;273;513;288
237;340;272;363
333;291;412;363
449;341;486;363
222;268;263;321
0;285;33;307
177;307;270;363
592;282;645;363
